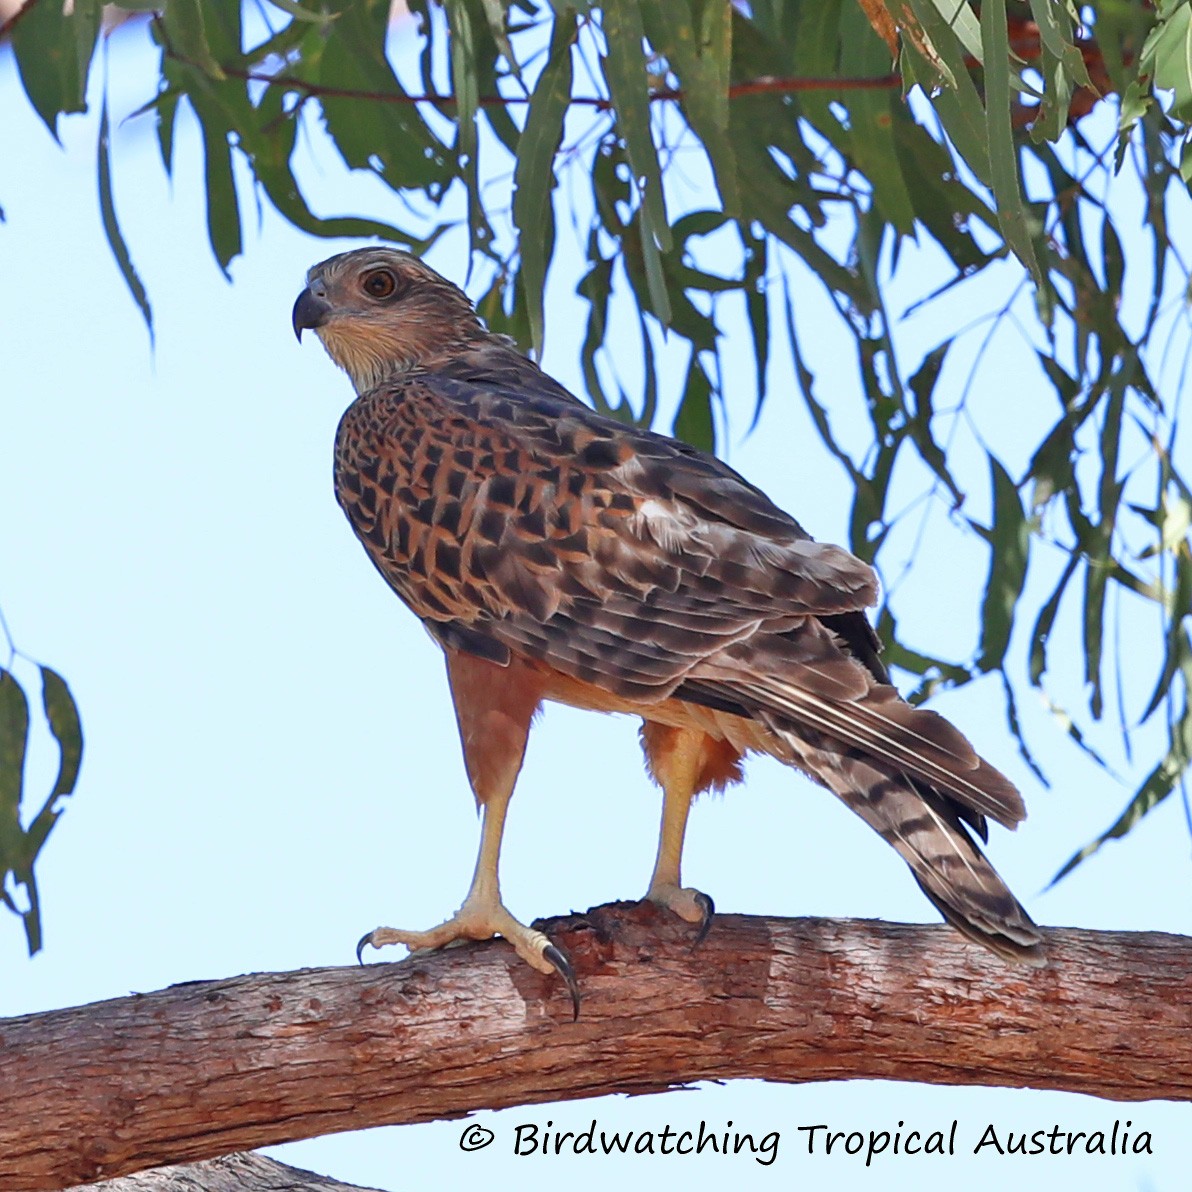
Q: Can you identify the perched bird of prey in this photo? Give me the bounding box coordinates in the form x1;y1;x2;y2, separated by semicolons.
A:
293;247;1043;1009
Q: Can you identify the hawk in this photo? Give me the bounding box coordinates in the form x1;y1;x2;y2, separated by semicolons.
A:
293;248;1043;1010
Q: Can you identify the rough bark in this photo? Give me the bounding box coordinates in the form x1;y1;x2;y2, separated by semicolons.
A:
66;1154;379;1192
5;903;1190;1191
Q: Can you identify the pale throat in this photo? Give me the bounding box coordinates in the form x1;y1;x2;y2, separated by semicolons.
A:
317;324;421;394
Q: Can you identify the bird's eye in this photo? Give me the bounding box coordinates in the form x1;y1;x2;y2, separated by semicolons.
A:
362;269;398;299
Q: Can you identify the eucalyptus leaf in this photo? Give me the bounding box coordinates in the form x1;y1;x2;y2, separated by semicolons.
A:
10;0;99;139
973;457;1030;674
513;9;577;353
98;92;153;338
597;0;672;252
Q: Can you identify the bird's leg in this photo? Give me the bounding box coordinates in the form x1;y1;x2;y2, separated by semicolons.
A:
358;651;578;1012
640;723;716;940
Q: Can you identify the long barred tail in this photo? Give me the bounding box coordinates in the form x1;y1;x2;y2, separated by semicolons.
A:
811;744;1044;964
733;675;1045;965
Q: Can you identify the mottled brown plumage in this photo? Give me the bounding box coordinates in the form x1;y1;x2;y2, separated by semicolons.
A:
294;247;1042;1002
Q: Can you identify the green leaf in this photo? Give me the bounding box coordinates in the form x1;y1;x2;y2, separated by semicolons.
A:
927;0;983;62
0;670;30;868
1028;0;1092;86
447;0;493;256
890;116;995;268
890;5;955;90
750;164;864;297
1080;380;1128;719
479;0;521;78
1000;670;1048;787
155;88;181;176
1029;554;1079;686
876;608;974;703
979;0;1043;285
741;226;769;430
642;1;739;215
0;661;82;955
972;456;1030;673
598;0;672;251
18;668;84;870
577;241;619;417
1117;75;1155;150
98;91;153;339
1140;564;1192;722
1146;0;1192;120
463;0;523;152
266;0;335;23
164;0;227;81
781;274;860;482
638;216;673;327
1026;0;1089;141
164;38;422;250
839;3;916;236
10;0;101;140
513;7;577;354
197;103;242;276
39;668;83;807
905;0;991;181
1101;211;1125;296
1051;635;1192;884
672;354;715;452
906;342;965;508
311;0;450;192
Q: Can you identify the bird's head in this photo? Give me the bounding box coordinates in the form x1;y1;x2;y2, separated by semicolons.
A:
292;247;485;393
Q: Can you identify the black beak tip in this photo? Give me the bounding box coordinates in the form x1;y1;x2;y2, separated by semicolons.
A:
292;288;330;342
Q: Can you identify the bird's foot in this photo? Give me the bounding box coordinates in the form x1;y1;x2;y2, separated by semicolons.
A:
645;882;715;945
356;897;579;1016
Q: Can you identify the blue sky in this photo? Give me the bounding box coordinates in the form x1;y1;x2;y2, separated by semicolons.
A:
1;13;1189;1192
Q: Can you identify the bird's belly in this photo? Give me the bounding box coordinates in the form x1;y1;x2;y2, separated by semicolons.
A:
535;664;773;755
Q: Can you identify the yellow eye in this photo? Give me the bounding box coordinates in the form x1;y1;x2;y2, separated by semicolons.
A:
362;269;398;299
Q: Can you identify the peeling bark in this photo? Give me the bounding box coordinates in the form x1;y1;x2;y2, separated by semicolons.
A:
66;1153;380;1192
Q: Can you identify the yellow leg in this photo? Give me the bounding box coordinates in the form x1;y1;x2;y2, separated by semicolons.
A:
359;782;558;971
642;725;715;935
358;651;578;1015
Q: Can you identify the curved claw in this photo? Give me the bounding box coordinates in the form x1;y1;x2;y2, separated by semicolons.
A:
356;931;374;966
692;892;716;948
542;942;581;1021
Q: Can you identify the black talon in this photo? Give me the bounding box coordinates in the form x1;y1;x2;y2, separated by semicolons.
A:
356;931;374;965
543;943;581;1021
692;892;716;948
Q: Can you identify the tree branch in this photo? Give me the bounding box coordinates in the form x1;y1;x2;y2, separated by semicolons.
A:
7;903;1190;1191
167;59;904;109
155;20;1115;121
66;1154;381;1192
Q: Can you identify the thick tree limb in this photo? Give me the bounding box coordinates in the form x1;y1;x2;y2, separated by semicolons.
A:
6;904;1190;1191
66;1154;380;1192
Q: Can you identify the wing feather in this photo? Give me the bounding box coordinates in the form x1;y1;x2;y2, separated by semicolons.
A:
335;367;878;704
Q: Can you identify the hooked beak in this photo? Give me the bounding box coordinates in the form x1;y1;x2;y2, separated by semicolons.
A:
292;285;332;341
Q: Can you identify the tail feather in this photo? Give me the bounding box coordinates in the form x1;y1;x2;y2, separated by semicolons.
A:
698;665;1044;964
736;676;1025;828
788;731;1044;964
691;619;1044;964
